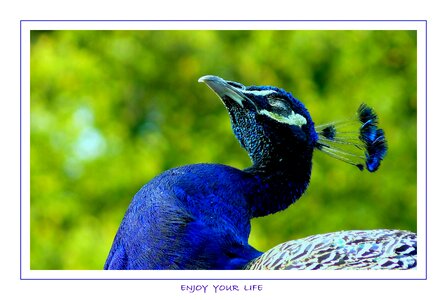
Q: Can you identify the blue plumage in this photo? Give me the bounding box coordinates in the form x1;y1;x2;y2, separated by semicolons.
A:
105;75;389;270
105;164;262;269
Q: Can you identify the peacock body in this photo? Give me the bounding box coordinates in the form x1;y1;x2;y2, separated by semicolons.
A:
104;75;409;270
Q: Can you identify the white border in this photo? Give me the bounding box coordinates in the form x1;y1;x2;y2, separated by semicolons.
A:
21;20;426;280
22;19;424;31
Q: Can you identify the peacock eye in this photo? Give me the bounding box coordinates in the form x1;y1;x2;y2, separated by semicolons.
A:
268;97;290;112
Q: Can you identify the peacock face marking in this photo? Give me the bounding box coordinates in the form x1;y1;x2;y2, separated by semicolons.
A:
258;95;308;128
241;87;309;128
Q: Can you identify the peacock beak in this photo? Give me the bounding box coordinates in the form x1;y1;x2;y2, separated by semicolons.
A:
199;75;253;109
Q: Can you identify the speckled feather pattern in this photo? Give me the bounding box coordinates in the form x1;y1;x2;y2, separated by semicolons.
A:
245;229;416;270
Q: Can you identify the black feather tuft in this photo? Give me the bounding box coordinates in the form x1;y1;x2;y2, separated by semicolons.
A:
321;125;336;140
358;103;378;126
358;104;387;172
316;103;387;172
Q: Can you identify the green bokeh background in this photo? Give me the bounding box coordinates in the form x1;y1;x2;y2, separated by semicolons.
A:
30;30;417;270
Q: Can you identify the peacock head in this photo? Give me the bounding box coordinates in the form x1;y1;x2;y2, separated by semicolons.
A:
199;75;318;169
199;75;387;172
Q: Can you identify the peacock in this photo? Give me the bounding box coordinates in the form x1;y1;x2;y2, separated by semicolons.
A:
104;75;415;270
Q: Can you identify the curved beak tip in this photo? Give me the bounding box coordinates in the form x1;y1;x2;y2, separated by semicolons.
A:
198;75;215;83
198;75;246;108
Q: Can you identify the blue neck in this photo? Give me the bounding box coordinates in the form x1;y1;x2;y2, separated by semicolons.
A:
245;150;313;218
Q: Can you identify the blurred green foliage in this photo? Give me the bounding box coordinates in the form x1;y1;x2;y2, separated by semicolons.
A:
30;30;417;270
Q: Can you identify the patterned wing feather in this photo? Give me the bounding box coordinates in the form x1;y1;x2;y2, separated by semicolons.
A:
245;229;417;270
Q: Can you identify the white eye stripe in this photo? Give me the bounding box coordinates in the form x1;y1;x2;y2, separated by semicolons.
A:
259;109;307;127
243;90;277;96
